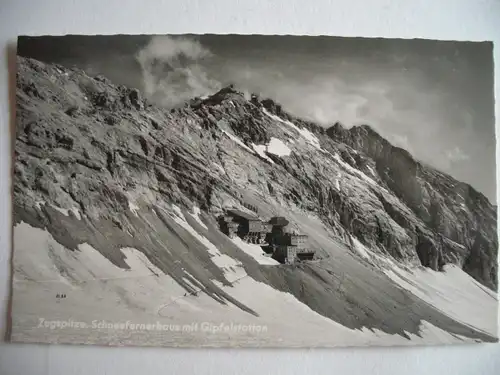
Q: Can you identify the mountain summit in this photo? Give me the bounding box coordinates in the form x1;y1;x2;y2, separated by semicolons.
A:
12;56;498;345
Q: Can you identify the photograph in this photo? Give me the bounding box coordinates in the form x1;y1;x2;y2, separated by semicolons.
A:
10;34;498;347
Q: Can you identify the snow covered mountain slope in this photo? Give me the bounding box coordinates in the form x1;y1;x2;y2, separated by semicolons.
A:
12;222;482;347
10;56;498;346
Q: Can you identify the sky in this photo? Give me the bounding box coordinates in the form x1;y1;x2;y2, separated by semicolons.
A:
17;35;496;203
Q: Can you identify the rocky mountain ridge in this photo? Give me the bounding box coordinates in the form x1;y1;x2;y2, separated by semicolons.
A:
14;56;497;291
11;55;499;343
327;122;497;286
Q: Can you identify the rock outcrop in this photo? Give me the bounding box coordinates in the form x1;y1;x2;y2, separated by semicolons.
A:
326;122;497;288
11;56;498;343
15;56;498;291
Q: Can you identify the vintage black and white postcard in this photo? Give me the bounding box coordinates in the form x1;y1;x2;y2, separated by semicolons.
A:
10;34;498;347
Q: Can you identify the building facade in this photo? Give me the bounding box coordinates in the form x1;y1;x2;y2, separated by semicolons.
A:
219;210;315;264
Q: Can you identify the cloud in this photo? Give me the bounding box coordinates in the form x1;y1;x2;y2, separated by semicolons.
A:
446;147;470;163
136;36;220;107
389;134;414;154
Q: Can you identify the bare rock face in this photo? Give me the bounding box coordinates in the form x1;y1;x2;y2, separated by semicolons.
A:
326;122;498;289
14;55;498;297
